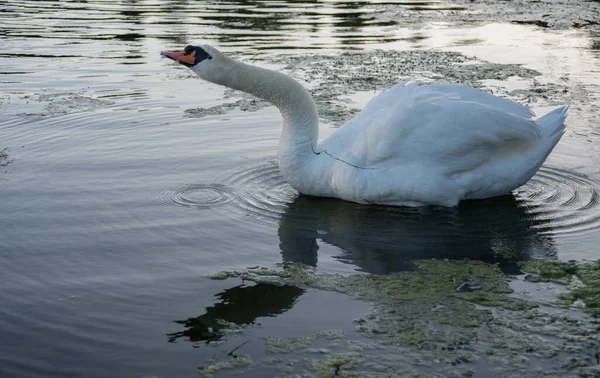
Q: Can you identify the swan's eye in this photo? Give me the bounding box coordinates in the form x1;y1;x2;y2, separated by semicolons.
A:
183;45;195;55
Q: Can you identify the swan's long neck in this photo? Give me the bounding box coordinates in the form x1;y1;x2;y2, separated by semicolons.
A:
200;57;321;190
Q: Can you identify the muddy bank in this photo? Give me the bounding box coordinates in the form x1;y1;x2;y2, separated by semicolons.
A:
200;260;600;377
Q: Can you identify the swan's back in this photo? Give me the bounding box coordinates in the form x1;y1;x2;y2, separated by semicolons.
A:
318;82;567;206
321;82;536;151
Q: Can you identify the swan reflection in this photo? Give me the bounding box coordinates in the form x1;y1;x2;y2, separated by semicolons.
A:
278;195;556;274
169;194;557;344
167;283;303;343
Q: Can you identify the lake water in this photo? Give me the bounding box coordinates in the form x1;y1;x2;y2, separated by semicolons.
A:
1;1;599;377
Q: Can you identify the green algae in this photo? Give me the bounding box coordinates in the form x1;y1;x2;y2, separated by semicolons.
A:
209;260;530;352
260;356;282;366
520;260;578;283
184;95;269;118
218;259;532;312
0;149;12;174
208;259;600;376
207;270;243;280
265;336;314;353
265;330;345;353
0;149;9;167
520;259;600;314
198;354;252;378
562;261;600;315
314;353;360;378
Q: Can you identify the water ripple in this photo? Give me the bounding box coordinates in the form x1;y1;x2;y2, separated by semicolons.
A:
156;160;295;219
515;166;600;235
226;160;297;220
156;184;238;210
159;163;600;238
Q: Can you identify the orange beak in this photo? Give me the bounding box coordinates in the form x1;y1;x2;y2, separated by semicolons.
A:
161;50;196;66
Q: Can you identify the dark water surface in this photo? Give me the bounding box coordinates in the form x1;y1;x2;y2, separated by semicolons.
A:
1;1;600;377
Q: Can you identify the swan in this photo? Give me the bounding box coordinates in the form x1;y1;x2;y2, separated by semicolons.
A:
161;45;568;207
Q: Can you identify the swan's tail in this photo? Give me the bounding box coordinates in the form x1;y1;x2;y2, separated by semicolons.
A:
529;105;568;172
536;105;568;138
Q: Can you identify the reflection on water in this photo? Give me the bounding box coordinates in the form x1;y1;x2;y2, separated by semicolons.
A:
273;164;600;274
0;0;456;50
153;156;600;274
278;194;557;274
156;158;600;274
167;283;304;343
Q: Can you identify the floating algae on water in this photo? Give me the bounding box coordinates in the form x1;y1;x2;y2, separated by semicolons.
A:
184;92;270;118
198;354;252;378
265;330;345;354
13;92;115;117
520;259;600;315
372;0;600;30
207;259;600;377
0;149;12;174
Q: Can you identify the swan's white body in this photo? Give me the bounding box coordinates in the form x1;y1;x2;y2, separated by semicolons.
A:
167;45;568;207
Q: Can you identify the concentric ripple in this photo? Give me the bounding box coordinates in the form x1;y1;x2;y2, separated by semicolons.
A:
156;184;238;210
159;163;600;237
515;166;600;236
157;160;297;219
224;160;298;220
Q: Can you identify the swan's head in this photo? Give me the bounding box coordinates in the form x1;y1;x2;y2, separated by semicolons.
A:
161;45;230;83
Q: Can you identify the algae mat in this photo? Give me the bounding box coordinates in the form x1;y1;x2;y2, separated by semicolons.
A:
197;260;600;377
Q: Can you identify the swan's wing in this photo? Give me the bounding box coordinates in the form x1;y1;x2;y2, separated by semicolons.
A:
320;82;534;157
334;81;418;133
428;84;535;119
348;82;534;128
324;86;541;174
318;81;419;152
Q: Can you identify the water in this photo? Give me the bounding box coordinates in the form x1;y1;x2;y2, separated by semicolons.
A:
1;1;599;377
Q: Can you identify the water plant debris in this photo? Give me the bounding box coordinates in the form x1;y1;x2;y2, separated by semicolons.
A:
203;259;600;377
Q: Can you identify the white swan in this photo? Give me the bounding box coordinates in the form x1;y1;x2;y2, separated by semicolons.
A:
162;45;568;207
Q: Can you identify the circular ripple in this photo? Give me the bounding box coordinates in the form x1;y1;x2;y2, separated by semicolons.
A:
155;161;296;219
224;160;297;221
514;166;600;236
157;184;238;210
157;163;600;237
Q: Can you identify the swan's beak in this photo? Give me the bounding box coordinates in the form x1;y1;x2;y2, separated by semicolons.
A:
161;50;196;66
